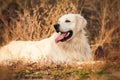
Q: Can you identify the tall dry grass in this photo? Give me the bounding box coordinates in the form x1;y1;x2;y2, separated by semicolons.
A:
0;0;78;46
81;0;120;62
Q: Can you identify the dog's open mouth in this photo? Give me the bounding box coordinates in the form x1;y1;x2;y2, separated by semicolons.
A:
55;30;73;43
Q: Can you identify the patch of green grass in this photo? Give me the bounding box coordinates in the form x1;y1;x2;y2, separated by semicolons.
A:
94;69;105;75
111;65;120;69
52;71;60;77
33;71;42;75
75;70;89;78
65;69;75;75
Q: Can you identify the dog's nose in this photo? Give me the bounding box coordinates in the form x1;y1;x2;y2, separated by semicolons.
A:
54;24;60;33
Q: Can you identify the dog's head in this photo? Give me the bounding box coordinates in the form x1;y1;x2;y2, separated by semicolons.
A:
54;14;87;43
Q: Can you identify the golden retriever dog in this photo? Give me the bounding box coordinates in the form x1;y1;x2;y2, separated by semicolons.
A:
0;14;93;65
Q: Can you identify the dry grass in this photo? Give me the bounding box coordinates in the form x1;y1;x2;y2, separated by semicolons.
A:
0;0;78;45
0;0;120;80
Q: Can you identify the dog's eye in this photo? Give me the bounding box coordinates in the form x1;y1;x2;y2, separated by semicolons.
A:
65;20;71;23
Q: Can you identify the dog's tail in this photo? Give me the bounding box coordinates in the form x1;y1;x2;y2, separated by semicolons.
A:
94;45;107;60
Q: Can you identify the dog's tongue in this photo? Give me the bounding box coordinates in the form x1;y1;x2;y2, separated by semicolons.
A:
55;32;67;43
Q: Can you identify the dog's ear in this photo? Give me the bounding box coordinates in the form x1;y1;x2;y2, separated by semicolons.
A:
76;14;87;29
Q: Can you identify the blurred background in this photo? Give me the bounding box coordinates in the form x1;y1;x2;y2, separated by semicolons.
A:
0;0;119;79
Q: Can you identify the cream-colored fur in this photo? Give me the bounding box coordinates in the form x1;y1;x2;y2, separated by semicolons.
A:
0;14;93;65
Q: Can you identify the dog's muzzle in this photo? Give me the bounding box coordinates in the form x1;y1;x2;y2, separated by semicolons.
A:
54;23;60;33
